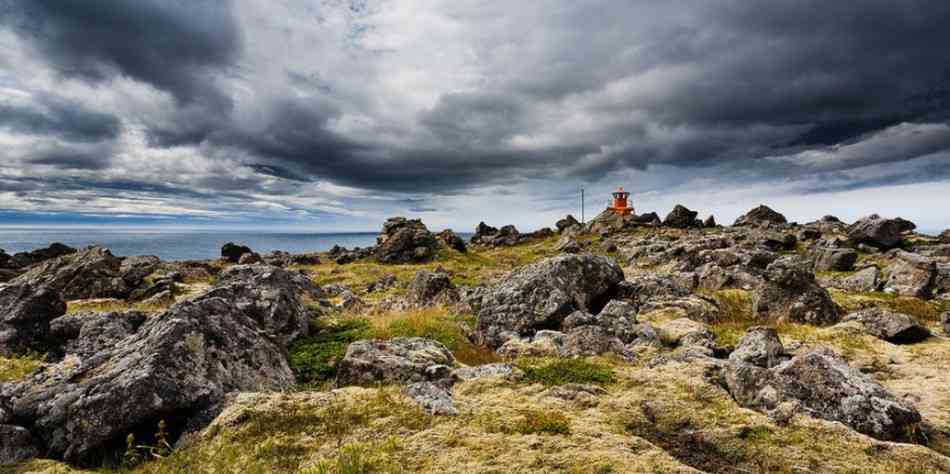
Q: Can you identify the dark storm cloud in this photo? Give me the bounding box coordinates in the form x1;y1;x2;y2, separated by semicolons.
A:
1;0;240;106
0;94;120;143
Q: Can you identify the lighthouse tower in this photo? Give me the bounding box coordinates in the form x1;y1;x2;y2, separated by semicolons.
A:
608;186;634;216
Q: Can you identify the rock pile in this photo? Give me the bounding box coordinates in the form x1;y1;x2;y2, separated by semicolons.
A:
375;217;438;263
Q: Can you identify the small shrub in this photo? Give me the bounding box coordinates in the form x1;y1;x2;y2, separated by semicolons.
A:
288;318;371;383
513;409;571;435
516;358;616;386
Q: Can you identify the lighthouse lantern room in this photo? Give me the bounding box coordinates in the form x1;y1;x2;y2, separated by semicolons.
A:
608;186;634;216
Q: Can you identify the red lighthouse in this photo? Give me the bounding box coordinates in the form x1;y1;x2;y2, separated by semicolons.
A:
609;186;634;216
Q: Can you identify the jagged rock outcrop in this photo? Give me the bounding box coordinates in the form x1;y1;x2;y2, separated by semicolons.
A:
843;308;930;344
663;205;699;229
752;256;840;325
436;229;467;253
1;265;316;464
10;247;143;301
556;236;582;254
703;215;717;228
831;265;881;292
813;248;858;272
883;251;936;299
847;215;910;249
468;255;624;347
734;205;787;226
724;345;921;442
556;215;581;233
335;337;455;387
0;283;67;356
7;243;76;270
48;311;148;359
375;217;438;264
471;223;526;247
221;242;253;263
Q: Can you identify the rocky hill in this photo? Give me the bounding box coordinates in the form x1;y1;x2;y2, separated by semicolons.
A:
2;205;950;473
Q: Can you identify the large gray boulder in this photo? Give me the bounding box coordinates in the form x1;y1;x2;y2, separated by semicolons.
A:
10;247;136;300
813;248;858;272
835;266;881;292
469;255;624;347
335;337;455;387
847;214;910;249
556;214;581;233
752;256;840;325
0;283;66;356
1;265;316;464
724;346;921;442
375;217;438;264
663;205;699;229
843;308;930;344
883;251;936;299
48;311;148;359
734;205;787;226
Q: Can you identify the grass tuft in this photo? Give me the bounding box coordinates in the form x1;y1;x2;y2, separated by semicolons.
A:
515;357;616;386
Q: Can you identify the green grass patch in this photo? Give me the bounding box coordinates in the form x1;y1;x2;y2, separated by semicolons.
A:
0;353;43;382
515;358;616;386
288;318;372;384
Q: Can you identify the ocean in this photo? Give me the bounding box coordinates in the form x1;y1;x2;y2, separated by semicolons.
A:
0;229;399;261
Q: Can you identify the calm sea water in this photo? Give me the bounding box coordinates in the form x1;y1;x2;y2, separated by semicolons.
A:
0;229;393;261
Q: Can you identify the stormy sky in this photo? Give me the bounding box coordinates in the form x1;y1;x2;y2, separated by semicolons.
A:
1;0;949;232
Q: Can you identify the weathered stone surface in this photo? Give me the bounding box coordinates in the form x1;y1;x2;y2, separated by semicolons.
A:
221;242;253;263
729;327;786;368
655;318;715;351
0;424;39;466
562;300;638;343
883;251;936;299
556;215;581;233
2;266;314;464
496;330;564;359
336;337;455;387
663;205;699;229
703;215;717;228
48;311;148;359
436;229;467;253
237;252;262;264
724;346;921;442
11;247;138;301
843;308;930;344
558;325;626;358
836;266;881;292
406;270;458;308
638;296;721;324
847;215;908;249
556;236;582;254
366;274;398;293
404;382;457;416
8;243;76;270
814;248;858;272
118;255;161;286
453;363;517;381
375;217;438;264
0;283;66;356
615;274;690;306
734;205;787;226
469;255;624;347
752;256;840;325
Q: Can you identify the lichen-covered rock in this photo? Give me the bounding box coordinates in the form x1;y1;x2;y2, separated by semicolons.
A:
118;255;161;286
847;215;909;249
835;266;881;292
48;311;148;359
563;300;638;343
638;295;721;324
655;317;716;351
663;204;699;229
2;266;315;464
724;346;921;442
752;256;840;325
556;236;582;254
453;363;517;381
729;326;786;368
734;205;787;226
496;330;565;359
556;215;581;233
336;337;455;387
11;247;136;300
0;283;66;356
221;242;253;263
0;424;38;466
375;217;438;264
404;381;457;416
469;255;624;347
843;308;930;344
814;248;858;272
558;325;627;358
883;251;936;299
406;270;458;308
436;229;467;253
615;273;690;307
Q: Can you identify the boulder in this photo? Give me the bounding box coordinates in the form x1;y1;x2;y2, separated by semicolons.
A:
836;266;881;292
734;205;787;226
8;243;76;270
752;256;840;325
404;382;457;416
883;251;936;299
556;236;582;254
497;330;564;359
335;338;455;387
558;325;627;358
221;242;253;263
663;205;699;229
655;318;716;352
468;255;624;347
471;222;498;243
703;215;717;228
118;256;161;286
2;265;316;464
406;270;458;308
237;252;263;264
813;248;858;272
0;283;67;356
843;308;930;344
436;229;467;253
0;424;39;466
724;346;921;442
375;217;438;263
48;311;148;359
556;215;581;233
729;327;787;368
562;300;638;343
366;274;398;293
847;215;908;249
11;247;136;300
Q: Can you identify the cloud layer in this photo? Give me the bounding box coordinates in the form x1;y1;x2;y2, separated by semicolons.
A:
1;0;949;231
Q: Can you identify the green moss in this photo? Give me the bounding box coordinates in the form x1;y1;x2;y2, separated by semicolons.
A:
288;318;372;384
0;354;43;383
515;358;616;386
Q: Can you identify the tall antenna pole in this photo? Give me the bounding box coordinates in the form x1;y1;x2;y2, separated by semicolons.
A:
581;187;585;224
